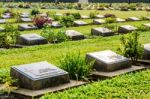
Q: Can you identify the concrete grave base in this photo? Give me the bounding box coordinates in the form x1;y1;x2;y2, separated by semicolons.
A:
118;25;137;33
20;18;32;22
0;19;6;24
74;20;88;26
127;17;141;21
12;80;87;99
66;30;84;40
93;19;105;25
17;34;47;45
86;50;131;72
81;15;90;19
142;43;150;60
20;13;30;18
145;17;150;20
143;23;150;28
96;15;105;19
91;66;145;78
51;22;62;28
91;27;115;36
2;13;12;19
116;18;126;23
18;24;38;31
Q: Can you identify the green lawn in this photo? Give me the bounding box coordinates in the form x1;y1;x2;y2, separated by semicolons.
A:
0;7;150;98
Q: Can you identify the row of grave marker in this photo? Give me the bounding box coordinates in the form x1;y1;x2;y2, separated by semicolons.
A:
0;17;148;32
16;23;150;46
10;45;150;97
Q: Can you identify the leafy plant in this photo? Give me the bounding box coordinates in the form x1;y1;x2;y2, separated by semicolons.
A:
56;28;68;43
106;17;116;23
0;68;10;83
41;25;67;43
0;68;18;94
72;13;81;19
30;8;40;16
0;24;19;49
52;14;60;21
118;31;144;64
33;16;52;29
60;15;75;27
59;51;93;80
137;25;149;32
89;12;97;19
0;82;17;94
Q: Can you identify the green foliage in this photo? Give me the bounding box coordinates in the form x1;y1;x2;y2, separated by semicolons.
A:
106;17;116;23
40;70;150;99
30;8;40;16
56;28;68;43
71;12;81;19
52;14;61;21
59;51;93;80
0;68;10;83
118;31;144;64
103;23;118;31
89;12;97;19
0;68;18;94
41;25;67;43
137;25;149;32
0;24;19;48
60;15;75;27
128;4;136;10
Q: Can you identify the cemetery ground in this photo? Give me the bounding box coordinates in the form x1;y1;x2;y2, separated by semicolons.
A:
0;5;150;98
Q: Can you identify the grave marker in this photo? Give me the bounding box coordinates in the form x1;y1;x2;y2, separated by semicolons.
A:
18;24;38;31
91;27;115;36
118;25;137;33
74;20;88;26
86;50;131;72
11;61;70;90
66;30;84;40
93;19;105;25
143;43;150;60
17;33;47;45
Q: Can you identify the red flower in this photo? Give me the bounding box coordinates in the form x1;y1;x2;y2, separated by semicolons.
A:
33;16;52;29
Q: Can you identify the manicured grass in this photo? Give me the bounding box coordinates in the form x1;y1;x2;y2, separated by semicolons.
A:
0;30;150;68
40;70;150;99
0;8;150;98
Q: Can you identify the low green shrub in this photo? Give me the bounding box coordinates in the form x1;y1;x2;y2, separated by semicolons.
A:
60;15;75;27
137;25;149;32
0;24;19;49
118;31;144;64
41;25;67;43
72;12;81;19
89;12;97;19
59;51;93;80
0;68;18;94
0;68;10;83
128;4;136;10
106;17;116;23
52;14;61;21
30;8;40;16
46;11;56;17
103;23;118;31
